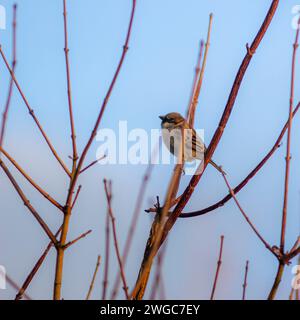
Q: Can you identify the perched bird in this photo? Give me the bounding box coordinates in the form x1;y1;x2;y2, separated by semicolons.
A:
159;112;224;174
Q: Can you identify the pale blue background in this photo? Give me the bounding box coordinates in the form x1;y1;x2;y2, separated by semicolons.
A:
0;0;300;300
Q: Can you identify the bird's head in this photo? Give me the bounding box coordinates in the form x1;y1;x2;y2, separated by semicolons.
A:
159;112;185;129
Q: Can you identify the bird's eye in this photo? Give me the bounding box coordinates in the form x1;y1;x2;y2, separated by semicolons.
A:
167;118;174;123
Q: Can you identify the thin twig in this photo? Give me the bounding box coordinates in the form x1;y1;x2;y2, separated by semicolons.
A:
242;260;249;300
0;146;63;210
0;46;70;175
210;235;224;300
63;229;92;249
268;14;300;300
0;4;17;150
0;159;57;244
63;0;78;171
4;273;32;300
186;40;204;120
79;155;106;174
188;14;213;127
222;172;276;257
103;180;130;300
102;201;111;300
280;14;300;254
86;255;101;300
71;185;82;209
15;226;62;300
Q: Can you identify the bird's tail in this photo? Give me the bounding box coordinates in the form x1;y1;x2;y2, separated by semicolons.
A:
209;159;226;175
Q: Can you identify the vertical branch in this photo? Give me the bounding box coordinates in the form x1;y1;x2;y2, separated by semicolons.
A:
0;4;17;149
63;0;78;170
102;203;111;300
149;242;167;300
131;130;184;300
86;255;101;300
269;14;300;300
53;1;136;299
242;260;249;300
210;235;224;300
111;144;158;299
103;180;130;300
188;14;213;127
280;16;300;253
186;40;204;120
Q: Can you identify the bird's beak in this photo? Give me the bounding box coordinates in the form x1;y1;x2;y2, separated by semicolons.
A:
159;115;165;121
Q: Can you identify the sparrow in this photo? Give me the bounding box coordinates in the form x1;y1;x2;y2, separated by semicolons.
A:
159;112;224;174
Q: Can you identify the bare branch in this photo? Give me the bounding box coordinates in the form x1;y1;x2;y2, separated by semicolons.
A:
104;180;130;300
71;185;82;209
0;46;70;176
63;0;78;171
0;146;63;211
221;172;277;257
0;159;57;244
242;260;249;300
210;235;224;300
102;202;111;300
86;255;101;300
0;4;17;149
79;155;106;174
63;229;92;249
179;102;300;218
269;13;300;300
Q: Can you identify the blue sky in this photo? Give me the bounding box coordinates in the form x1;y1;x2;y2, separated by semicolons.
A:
0;0;300;300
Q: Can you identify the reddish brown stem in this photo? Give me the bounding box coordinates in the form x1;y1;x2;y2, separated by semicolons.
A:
269;14;300;300
188;14;213;127
280;16;300;253
186;40;204;122
0;159;57;244
222;172;277;257
79;155;106;174
180;102;300;218
104;180;130;300
0;46;70;176
63;0;78;172
63;229;92;249
86;255;101;300
242;260;249;300
5;274;32;300
0;146;63;210
0;4;17;149
210;235;224;300
71;185;82;209
102;202;111;300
